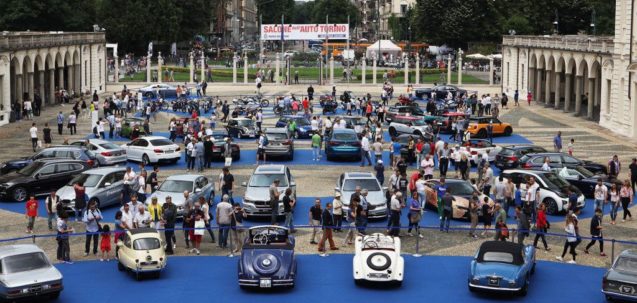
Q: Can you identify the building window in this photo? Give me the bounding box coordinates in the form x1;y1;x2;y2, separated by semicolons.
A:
400;4;407;15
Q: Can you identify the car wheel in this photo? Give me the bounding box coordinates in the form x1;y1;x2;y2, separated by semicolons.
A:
388;127;398;137
144;92;154;98
477;129;487;138
117;261;125;272
414;130;422;137
504;126;513;136
89;197;100;208
288;152;294;161
142;154;151;166
11;187;27;202
519;277;529;296
468;284;476;292
49;291;61;300
531;262;536;275
543;198;559;215
260;99;269;107
606;295;614;302
354;279;364;286
171;158;179;164
366;252;391;271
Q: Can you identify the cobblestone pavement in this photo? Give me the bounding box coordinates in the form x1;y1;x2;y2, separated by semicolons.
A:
0;85;636;269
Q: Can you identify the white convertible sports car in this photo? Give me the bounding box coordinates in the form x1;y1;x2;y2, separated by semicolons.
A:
353;233;404;286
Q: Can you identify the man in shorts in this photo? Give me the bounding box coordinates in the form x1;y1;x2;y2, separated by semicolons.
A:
256;131;267;165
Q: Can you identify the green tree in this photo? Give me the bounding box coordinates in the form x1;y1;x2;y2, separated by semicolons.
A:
0;0;96;31
310;0;358;26
257;0;296;24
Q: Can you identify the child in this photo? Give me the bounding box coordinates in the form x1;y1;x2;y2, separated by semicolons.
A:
25;195;38;233
567;138;574;156
100;225;112;261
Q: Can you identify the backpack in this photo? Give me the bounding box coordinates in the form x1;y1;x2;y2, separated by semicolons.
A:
262;135;269;146
92;126;98;135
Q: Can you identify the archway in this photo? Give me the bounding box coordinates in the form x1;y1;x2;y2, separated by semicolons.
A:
576;59;589;116
588;60;602;121
9;57;20;106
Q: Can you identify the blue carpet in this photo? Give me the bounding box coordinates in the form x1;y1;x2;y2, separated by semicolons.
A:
51;255;606;303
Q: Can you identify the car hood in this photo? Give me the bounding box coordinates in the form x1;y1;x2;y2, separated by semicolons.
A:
4;157;31;165
57;185;99;201
606;268;637;283
245;187;286;201
473;262;520;281
150;191;187;207
0;266;62;288
341;191;385;206
0;172;32;185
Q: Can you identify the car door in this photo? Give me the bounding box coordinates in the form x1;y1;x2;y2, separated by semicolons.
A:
99;172;119;207
30;163;57;194
51;163;79;190
491;118;505;133
127;139;148;161
561;155;581;169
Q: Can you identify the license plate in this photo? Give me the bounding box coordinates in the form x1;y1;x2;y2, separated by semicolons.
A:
369;273;389;278
260;279;272;288
488;277;499;286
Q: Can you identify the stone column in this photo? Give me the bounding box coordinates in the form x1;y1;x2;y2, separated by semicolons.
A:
404;54;409;85
243;53;248;84
57;68;64;90
447;55;452;84
27;72;34;101
535;69;542;102
457;56;463;86
329;56;334;85
201;53;206;84
544;70;551;105
189;53;194;83
574;76;582;114
563;73;572;112
275;53;280;85
600;75;608;116
38;71;45;104
372;56;377;85
587;78;595;119
15;74;23;101
146;53;152;84
489;58;494;85
48;69;55;104
232;54;238;84
554;72;561;109
114;56;119;83
415;56;420;85
361;57;366;85
157;52;163;83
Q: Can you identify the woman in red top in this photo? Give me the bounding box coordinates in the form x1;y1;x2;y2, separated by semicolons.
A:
527;92;533;106
532;203;550;251
100;225;112;261
25;195;38;233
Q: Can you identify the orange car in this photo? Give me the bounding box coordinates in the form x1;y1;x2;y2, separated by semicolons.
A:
467;117;513;138
423;179;494;220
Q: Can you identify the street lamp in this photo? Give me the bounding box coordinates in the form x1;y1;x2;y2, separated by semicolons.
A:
553;9;559;35
590;8;597;36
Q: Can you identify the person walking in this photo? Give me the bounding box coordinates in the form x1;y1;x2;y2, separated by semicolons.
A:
221;167;235;204
161;196;177;254
556;215;579;264
593;179;608;214
269;179;281;225
553;131;563;152
57;111;65;135
374;160;385;185
195;138;205;172
389;192;403;236
45;191;59;231
407;191;423;238
609;155;621;181
25;195;38;233
533;203;551;251
333;193;343;232
29;123;38;152
344;199;358;245
309;199;322;245
360;132;372;167
609;183;621;225
282;188;296;232
515;205;530;244
438;142;450;177
440;191;454;233
68;112;77;135
630;158;637;194
199;196;216;243
318;203;338;254
216;194;233;249
620;179;633;222
493;203;507;241
230;203;246;254
56;212;73;264
481;196;493;237
584;208;606;256
148;196;163;230
42;123;52;148
83;201;102;257
468;195;479;238
311;131;321;161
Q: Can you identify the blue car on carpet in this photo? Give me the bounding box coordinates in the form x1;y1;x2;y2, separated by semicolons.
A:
325;128;361;161
275;115;314;138
238;226;296;289
468;241;536;296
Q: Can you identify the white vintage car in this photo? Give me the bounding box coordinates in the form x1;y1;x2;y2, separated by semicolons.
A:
117;228;167;280
353;233;404;286
388;115;434;139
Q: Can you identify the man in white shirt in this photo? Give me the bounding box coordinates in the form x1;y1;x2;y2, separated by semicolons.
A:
360;132;372;167
388;192;403;236
415;176;427;206
420;154;435;180
434;137;445;164
29;123;38;152
216;195;234;249
525;177;540;222
255;109;263;132
593;179;608;213
133;206;151;228
338;118;346;129
120;203;134;230
310;116;319;132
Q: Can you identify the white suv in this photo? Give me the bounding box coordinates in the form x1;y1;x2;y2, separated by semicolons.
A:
500;169;585;215
241;165;296;217
335;172;387;219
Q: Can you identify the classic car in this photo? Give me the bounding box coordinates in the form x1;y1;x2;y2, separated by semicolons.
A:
500;169;586;215
263;128;294;160
467;117;513;138
423;179;493;220
602;249;637;302
117;228;167;280
0;244;63;301
120;117;149;139
226;117;257;139
494;145;548;169
468;241;536;296
149;174;214;217
459;139;503;164
353;233;404;286
57;167;126;214
552;166;613;198
241;165;296;218
0;146;96;174
336;172;388;219
325;129;362;161
0;159;90;201
519;152;608;175
209;130;241;160
274;115;314;139
385;105;425;123
388;115;435;139
69;139;127;166
238;226;297;289
120;136;181;165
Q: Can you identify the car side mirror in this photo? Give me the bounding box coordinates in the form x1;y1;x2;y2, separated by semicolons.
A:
34;174;40;180
578;175;583;180
383;186;388;191
104;182;111;187
195;188;202;193
290;182;296;187
126;142;132;146
241;182;247;187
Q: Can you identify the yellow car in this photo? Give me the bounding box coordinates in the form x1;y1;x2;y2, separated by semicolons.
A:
117;228;167;280
467;117;513;138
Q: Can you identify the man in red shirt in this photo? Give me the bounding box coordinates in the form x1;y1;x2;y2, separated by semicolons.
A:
408;170;423;196
302;98;309;112
25;195;38;233
415;138;424;168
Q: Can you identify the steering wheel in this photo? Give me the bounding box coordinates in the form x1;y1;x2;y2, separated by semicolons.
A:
253;232;269;245
363;239;379;249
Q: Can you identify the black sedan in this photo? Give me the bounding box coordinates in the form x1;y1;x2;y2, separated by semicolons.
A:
552;166;613;198
209;130;241;161
494;145;548;169
414;85;467;100
0;159;90;201
519;152;608;175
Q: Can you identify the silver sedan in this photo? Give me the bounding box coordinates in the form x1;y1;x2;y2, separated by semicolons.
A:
0;244;63;301
57;167;126;213
148;174;215;217
70;139;127;166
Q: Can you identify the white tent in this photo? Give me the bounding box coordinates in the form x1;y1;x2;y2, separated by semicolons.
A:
488;54;503;60
366;40;402;58
466;53;488;59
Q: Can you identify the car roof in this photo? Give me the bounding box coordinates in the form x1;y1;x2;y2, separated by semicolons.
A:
0;244;45;259
33;159;86;164
254;165;286;174
42;146;87;151
210;129;229;135
82;139;110;144
503;145;540;150
265;127;288;134
344;172;375;179
428;178;470;184
165;174;202;181
331;128;357;134
128;227;159;236
81;167;126;175
502;169;550;175
393;115;421;120
231;117;251;121
443;112;468;117
138;136;172;141
619;250;637;258
477;241;524;265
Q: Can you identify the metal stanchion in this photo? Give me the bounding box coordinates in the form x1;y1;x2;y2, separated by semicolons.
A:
611;239;615;265
32;235;36;244
412;227;422;257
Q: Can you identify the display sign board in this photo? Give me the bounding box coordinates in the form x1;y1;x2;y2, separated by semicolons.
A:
260;24;349;41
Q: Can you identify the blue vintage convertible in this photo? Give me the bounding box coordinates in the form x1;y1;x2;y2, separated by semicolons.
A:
468;241;536;296
238;226;297;289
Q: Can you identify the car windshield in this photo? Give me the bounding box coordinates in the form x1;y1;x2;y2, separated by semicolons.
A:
574;166;595;178
249;174;288;187
541;173;571;189
17;161;44;176
1;252;50;274
68;173;102;187
98;142;121;150
346;118;366;126
447;182;476;196
614;257;637;274
343;179;381;191
211;133;228;140
332;132;358;141
158;180;193;193
482;251;514;264
237;120;254;127
133;238;161;250
499;148;516;156
266;132;288;140
293;118;310;126
150;139;174;146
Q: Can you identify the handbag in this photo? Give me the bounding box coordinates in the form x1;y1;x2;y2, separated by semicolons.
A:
224;156;232;167
193;219;205;236
498;222;509;238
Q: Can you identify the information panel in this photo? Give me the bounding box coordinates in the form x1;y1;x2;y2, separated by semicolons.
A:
260;24;349;41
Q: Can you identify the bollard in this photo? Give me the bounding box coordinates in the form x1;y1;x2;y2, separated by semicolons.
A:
32;235;36;244
611;239;615;266
412;228;422;257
